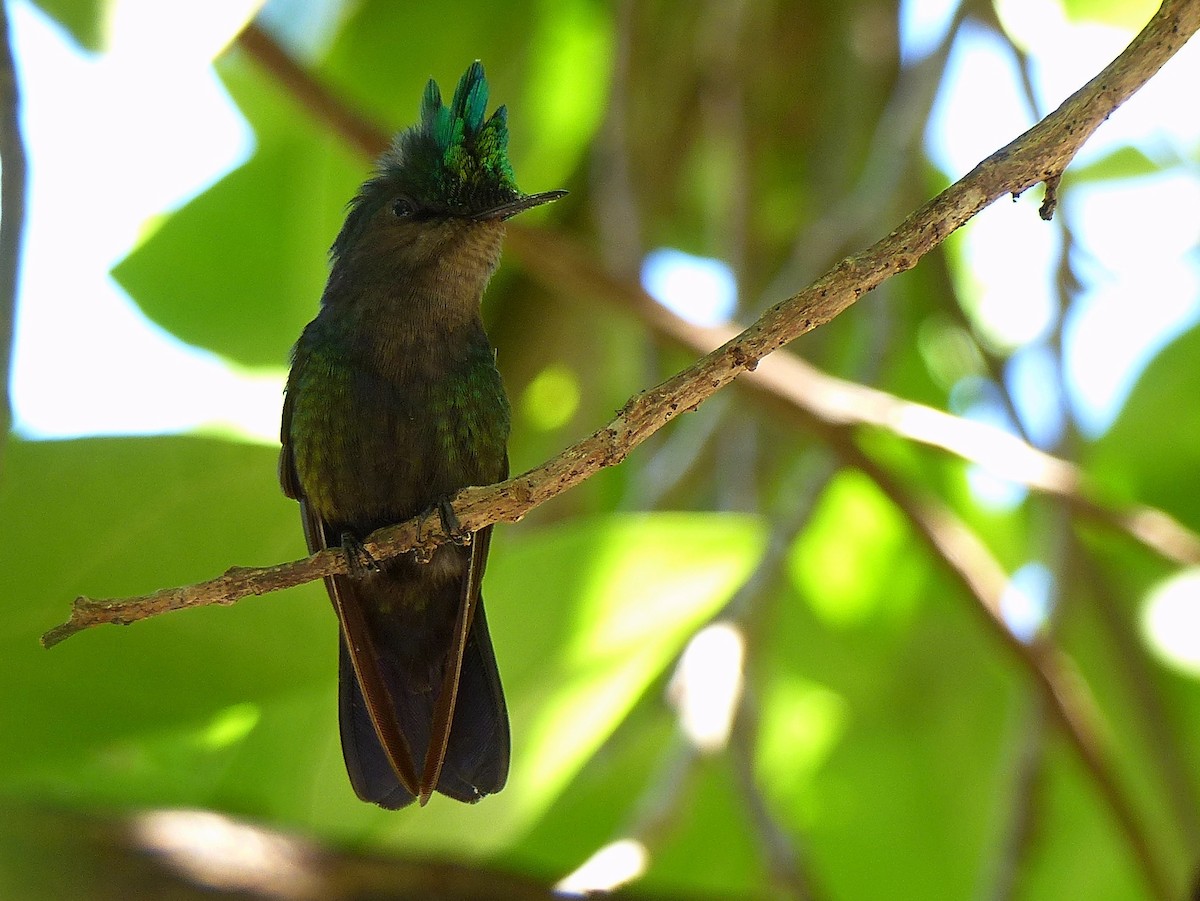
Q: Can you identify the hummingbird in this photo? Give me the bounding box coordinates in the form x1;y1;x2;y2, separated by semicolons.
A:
279;61;565;808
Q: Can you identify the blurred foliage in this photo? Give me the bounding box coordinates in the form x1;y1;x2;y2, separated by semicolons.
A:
26;0;108;50
1059;0;1161;29
7;0;1200;899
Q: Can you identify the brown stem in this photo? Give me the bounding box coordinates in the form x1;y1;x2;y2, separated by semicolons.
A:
833;434;1173;901
235;23;386;159
504;225;1200;569
46;1;1199;641
0;0;28;470
248;5;1200;568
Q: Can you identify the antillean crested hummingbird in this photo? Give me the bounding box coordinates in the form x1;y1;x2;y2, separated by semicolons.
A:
280;61;565;808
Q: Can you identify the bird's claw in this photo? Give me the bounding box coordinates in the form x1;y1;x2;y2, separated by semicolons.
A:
414;499;471;563
340;532;380;579
437;498;472;546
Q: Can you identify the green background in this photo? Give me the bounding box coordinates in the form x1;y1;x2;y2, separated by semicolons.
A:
3;0;1198;898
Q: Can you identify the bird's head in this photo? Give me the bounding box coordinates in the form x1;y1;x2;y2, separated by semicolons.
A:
330;61;565;289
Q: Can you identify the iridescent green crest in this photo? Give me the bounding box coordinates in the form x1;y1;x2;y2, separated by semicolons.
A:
389;60;521;213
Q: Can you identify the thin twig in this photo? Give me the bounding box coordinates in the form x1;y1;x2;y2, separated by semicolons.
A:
42;551;349;647
719;455;839;901
974;38;1066;882
1072;543;1200;851
588;0;643;275
504;226;1200;568
249;5;1200;564
731;687;823;901
235;23;384;159
757;0;968;309
0;1;28;470
45;1;1200;648
981;697;1048;901
613;453;836;899
834;433;1173;901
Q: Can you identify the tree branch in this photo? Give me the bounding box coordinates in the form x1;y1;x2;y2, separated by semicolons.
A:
834;433;1174;900
43;0;1199;649
504;225;1200;568
254;11;1200;566
1072;540;1200;849
0;0;28;474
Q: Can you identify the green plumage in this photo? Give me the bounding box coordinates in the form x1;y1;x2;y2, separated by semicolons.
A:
279;62;564;808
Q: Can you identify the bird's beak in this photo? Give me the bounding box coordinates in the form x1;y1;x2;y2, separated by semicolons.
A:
475;190;568;221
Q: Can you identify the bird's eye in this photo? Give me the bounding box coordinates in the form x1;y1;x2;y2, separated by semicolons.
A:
392;198;416;218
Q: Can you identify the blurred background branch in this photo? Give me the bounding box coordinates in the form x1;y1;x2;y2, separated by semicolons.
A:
240;14;1200;566
0;0;26;474
44;3;1198;650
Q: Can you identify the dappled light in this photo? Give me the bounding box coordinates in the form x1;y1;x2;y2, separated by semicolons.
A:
135;809;318;899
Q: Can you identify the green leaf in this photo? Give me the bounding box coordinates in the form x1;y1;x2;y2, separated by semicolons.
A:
1059;0;1159;31
1087;322;1200;529
316;1;535;138
4;444;764;856
1051;551;1196;895
30;0;112;52
1015;740;1153;900
0;435;329;811
1068;145;1161;184
112;53;363;368
517;0;612;190
640;756;765;897
759;470;1025;898
787;469;924;628
316;0;606;191
355;513;766;856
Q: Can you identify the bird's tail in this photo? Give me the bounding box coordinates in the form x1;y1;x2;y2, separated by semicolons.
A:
336;561;509;809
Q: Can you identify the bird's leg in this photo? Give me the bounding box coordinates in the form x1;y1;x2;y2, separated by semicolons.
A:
340;531;380;579
414;499;472;564
437;497;472;546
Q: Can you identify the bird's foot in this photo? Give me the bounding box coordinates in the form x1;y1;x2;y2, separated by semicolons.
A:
340;532;380;579
437;498;472;546
414;499;472;563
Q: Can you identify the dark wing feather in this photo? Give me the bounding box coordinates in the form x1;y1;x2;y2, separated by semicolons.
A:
430;533;509;800
280;391;422;804
417;537;478;802
282;400;508;807
324;552;423;802
427;452;510;797
278;391;302;501
437;455;511;798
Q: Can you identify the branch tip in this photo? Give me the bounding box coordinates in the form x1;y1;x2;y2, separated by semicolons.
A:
1040;173;1062;220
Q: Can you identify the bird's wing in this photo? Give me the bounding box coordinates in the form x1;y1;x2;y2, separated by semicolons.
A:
279;385;423;801
418;523;488;801
416;451;507;800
